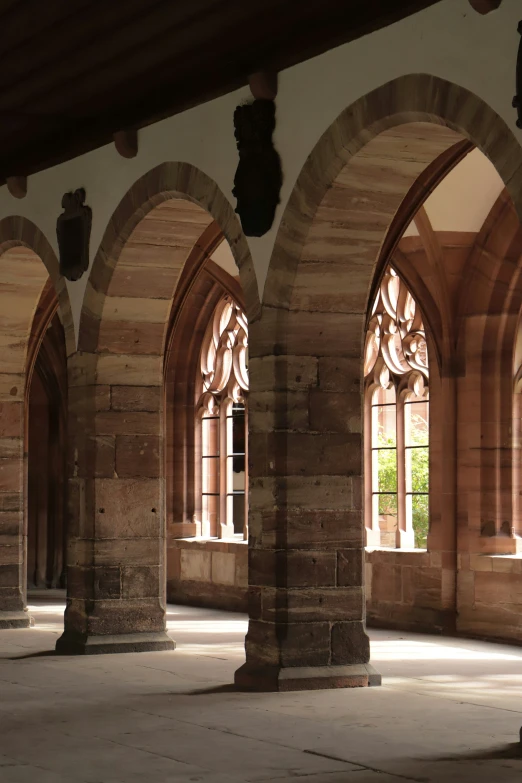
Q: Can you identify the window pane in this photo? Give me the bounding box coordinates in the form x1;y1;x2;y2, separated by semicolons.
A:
405;400;429;447
232;494;245;535
232;404;245;453
374;448;397;493
232;454;245;474
373;406;397;448
408;494;429;549
373;493;397;548
407;446;429;493
226;403;246;533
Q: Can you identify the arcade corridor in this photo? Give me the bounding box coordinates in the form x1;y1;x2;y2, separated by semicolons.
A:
0;601;521;782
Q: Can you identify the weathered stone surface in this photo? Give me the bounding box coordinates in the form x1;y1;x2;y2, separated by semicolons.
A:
111;386;161;412
261;587;364;623
96;411;160;436
371;564;402;603
331;621;370;664
93;479;161;539
249;391;309;432
261;509;364;549
74;435;115;479
115;435;161;478
249;432;361;477
211;552;236;586
0;402;23;437
337;548;364;587
122;566;160;599
180;549;211;582
309;391;361;433
318;357;360;393
249;550;337;587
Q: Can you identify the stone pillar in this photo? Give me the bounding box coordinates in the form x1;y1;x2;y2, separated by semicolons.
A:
0;399;30;628
235;345;380;691
56;353;174;654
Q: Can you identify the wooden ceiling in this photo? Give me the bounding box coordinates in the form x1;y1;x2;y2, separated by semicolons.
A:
0;0;441;183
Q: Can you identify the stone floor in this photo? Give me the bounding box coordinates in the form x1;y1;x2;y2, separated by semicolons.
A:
0;598;522;782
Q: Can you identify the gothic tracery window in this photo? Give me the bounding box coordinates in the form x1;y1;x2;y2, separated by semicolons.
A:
364;266;429;549
197;296;249;539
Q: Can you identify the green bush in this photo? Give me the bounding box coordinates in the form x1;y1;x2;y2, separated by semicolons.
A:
376;413;429;549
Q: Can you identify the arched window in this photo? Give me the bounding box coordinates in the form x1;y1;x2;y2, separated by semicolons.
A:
197;296;249;539
364;266;429;549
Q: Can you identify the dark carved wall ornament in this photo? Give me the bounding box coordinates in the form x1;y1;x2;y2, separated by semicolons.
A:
56;188;92;281
232;99;282;237
514;20;522;129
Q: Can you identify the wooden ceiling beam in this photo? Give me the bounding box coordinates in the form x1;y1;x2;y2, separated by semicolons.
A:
0;0;443;184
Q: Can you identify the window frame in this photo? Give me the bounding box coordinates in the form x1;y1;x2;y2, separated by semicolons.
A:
196;296;249;540
364;266;429;550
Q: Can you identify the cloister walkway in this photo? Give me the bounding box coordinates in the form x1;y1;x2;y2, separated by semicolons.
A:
0;597;521;782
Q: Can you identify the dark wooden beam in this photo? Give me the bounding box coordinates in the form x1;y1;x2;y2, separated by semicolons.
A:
0;0;443;184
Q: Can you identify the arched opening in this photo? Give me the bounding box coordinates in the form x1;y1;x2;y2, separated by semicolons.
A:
165;231;249;611
0;222;73;628
364;266;430;551
26;282;68;590
361;142;522;636
63;163;257;654
237;75;522;691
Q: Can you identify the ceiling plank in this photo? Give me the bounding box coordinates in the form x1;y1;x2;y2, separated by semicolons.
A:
0;0;442;183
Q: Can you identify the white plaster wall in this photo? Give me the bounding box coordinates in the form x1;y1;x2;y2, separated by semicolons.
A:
0;0;519;341
424;148;505;232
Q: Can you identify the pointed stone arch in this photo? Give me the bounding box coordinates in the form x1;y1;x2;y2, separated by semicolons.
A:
0;216;73;627
62;163;258;654
238;75;522;690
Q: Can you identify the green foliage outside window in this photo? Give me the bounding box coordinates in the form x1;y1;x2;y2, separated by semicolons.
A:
376;414;429;548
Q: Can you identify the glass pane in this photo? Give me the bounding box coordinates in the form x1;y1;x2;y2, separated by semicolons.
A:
231;461;245;491
409;494;429;549
232;494;245;535
373;448;397;493
232;454;245;474
226;403;247;532
407;446;429;493
373;493;397;548
232;405;246;454
372;404;397;448
405;400;429;447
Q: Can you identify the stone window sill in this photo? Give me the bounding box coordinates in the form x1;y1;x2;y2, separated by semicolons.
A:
365;547;427;554
169;536;247;554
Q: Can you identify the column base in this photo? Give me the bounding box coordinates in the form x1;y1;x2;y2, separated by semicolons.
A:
235;663;381;692
55;630;175;655
0;610;32;629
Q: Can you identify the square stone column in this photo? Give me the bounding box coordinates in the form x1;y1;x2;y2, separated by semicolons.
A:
0;400;31;628
234;353;379;691
56;353;174;654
